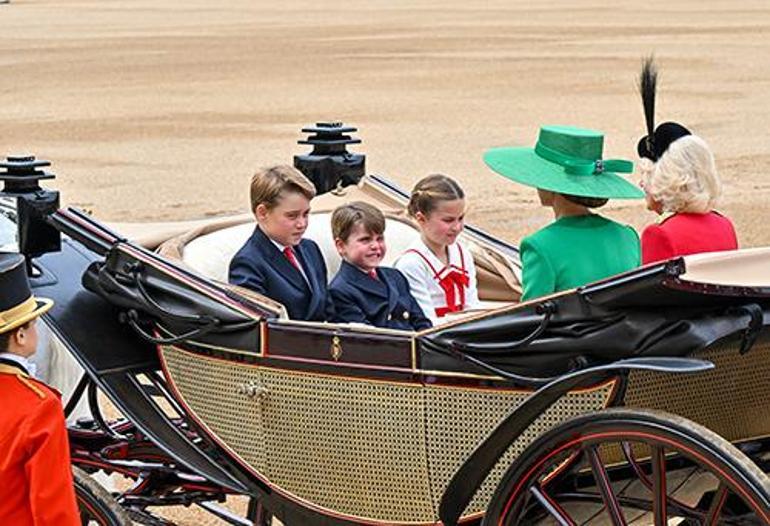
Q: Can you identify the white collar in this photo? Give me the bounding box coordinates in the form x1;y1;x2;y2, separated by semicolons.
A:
411;238;461;270
0;352;36;377
269;237;288;253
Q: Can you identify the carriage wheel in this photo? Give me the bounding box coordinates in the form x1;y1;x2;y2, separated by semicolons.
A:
73;466;133;525
482;408;770;526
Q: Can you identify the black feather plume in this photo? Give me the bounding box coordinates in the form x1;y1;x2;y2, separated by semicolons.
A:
639;56;657;140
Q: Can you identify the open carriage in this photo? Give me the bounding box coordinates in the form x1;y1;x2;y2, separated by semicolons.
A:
3;124;770;525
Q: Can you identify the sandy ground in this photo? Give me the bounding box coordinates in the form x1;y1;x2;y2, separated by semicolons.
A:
5;0;770;524
3;0;770;248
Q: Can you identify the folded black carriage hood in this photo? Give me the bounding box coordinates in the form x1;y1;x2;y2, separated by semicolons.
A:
42;204;770;387
422;257;770;379
31;210;258;494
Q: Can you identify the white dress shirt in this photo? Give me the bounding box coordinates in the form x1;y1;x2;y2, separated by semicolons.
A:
267;234;310;284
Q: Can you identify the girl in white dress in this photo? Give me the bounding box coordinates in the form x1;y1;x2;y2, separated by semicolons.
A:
394;174;480;324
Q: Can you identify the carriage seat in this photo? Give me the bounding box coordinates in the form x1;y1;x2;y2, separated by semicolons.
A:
181;212;421;285
181;214;516;321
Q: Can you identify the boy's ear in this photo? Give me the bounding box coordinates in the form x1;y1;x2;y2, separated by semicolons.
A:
13;326;26;348
254;204;268;221
12;328;22;346
333;237;346;256
378;235;388;258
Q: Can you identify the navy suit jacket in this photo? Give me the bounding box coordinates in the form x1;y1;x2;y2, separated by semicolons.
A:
329;261;431;331
228;226;334;321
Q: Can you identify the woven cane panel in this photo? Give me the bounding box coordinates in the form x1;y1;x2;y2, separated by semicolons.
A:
162;346;267;472
258;368;433;522
163;346;434;522
622;339;770;447
425;383;614;516
162;345;614;523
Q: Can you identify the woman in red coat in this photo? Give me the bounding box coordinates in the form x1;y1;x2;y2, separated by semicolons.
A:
636;60;738;264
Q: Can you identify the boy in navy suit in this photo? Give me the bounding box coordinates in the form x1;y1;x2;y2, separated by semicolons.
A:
329;202;431;331
229;165;334;321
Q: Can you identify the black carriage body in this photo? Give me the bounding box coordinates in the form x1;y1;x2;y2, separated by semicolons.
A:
33;205;770;525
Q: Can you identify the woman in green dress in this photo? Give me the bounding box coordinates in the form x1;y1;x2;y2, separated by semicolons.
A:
484;125;645;301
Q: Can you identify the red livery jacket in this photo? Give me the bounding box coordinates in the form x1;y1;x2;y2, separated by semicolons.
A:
0;363;79;525
641;211;738;265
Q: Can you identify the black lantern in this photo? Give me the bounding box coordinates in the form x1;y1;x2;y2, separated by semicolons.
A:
294;122;365;195
0;156;61;259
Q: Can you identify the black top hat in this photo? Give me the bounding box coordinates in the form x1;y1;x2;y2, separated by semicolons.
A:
0;253;53;334
637;57;692;162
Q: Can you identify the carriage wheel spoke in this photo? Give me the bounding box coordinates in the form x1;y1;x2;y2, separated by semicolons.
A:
505;490;533;525
529;485;576;526
705;484;729;525
622;441;652;490
587;446;627;526
651;446;667;526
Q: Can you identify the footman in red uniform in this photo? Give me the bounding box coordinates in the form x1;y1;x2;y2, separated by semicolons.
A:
0;253;80;525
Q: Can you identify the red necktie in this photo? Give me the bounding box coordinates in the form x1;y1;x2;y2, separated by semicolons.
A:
283;247;301;271
369;269;378;280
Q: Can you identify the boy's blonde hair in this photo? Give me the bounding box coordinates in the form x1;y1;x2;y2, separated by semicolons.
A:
250;165;316;212
407;174;465;217
640;135;722;214
331;201;385;242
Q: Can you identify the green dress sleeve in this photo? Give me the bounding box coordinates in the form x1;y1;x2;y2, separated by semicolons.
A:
520;236;556;301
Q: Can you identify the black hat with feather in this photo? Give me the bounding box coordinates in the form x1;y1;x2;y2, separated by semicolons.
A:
637;57;691;161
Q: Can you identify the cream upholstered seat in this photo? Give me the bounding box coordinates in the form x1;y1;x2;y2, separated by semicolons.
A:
154;177;521;320
182;212;422;284
180;213;518;321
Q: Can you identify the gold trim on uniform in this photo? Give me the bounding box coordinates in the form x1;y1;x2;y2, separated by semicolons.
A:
17;375;46;399
0;364;46;399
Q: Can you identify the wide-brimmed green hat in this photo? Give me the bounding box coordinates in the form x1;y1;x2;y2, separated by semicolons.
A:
484;125;644;199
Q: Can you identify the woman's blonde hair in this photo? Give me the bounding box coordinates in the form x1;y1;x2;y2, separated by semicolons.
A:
640;134;722;214
407;174;465;217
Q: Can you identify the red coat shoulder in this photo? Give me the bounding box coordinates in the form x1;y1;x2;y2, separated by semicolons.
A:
641;212;738;265
0;371;56;403
0;372;79;526
0;372;63;447
641;223;675;264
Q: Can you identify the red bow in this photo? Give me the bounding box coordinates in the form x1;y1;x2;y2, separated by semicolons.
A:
435;267;470;317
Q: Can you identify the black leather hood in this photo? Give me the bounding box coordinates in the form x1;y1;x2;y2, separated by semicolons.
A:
422;258;770;379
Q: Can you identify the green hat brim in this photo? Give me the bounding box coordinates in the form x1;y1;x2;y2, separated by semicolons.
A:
484;147;644;199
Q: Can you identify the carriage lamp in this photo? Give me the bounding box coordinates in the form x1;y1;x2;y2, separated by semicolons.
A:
0;155;61;260
294;121;365;195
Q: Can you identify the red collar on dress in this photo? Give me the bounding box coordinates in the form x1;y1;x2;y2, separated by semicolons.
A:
406;245;469;317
